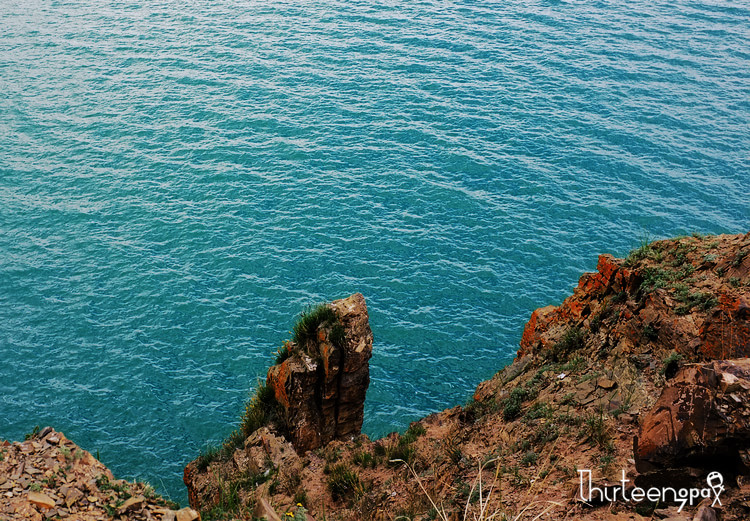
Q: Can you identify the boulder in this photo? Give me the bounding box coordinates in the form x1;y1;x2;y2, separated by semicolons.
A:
243;427;302;492
175;507;200;521
636;359;750;473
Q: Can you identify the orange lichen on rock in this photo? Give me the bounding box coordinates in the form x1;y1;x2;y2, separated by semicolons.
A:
267;359;291;409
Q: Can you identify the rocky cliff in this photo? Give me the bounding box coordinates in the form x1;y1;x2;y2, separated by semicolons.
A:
183;293;374;516
4;233;748;521
181;232;750;521
266;293;374;453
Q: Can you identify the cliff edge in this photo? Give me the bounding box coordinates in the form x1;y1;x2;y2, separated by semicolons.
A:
183;232;750;521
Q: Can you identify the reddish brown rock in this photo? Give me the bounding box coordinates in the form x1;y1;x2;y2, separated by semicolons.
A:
27;491;55;510
635;359;750;473
698;295;750;360
267;293;373;452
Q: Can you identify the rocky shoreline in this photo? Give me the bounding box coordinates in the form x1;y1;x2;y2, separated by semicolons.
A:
0;427;196;521
3;232;748;521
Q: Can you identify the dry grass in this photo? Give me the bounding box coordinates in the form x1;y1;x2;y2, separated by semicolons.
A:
392;439;567;521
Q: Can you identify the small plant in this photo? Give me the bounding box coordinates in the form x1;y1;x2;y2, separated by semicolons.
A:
24;425;40;440
581;411;609;448
388;439;416;467
547;327;585;363
275;341;293;364
240;381;284;438
143;484;156;500
559;392;577;406
556;412;582;426
443;433;463;465
599;443;616;472
464;396;498;420
639;267;673;294
352;450;375;468
612;291;628;304
290;504;308;521
195;445;221;472
59;446;72;460
503;386;530;421
733;249;748;267
326;463;364;503
293;489;309;507
624;235;656;267
384;423;426;468
402;423;426;443
323;447;341;465
456;480;480;505
532;421;559;446
562;356;586;373
96;475;131;496
524;401;553;421
612;385;636;418
29;482;42;492
521;451;538;467
673;284;718;315
200;476;249;521
660;352;684;378
642;323;658;341
292;303;344;353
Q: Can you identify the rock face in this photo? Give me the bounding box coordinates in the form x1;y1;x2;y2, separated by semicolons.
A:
267;293;374;452
636;359;750;474
183;293;373;516
519;233;750;363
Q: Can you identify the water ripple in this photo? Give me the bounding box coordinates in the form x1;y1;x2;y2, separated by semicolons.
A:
2;0;749;504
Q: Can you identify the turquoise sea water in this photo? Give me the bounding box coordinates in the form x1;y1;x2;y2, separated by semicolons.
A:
1;0;748;503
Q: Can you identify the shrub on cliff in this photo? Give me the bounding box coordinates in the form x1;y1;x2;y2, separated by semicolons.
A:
240;381;285;438
548;327;585;362
292;303;346;356
326;463;364;504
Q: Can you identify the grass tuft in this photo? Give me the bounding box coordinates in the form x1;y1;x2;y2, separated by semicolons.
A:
240;381;284;438
548;327;585;363
293;304;340;349
327;463;364;503
503;387;531;421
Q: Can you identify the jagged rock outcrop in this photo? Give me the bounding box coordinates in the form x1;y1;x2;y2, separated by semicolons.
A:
0;428;188;521
183;293;373;517
636;358;750;474
267;293;373;452
520;233;750;363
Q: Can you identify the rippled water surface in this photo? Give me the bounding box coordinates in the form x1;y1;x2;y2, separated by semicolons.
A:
2;0;748;502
